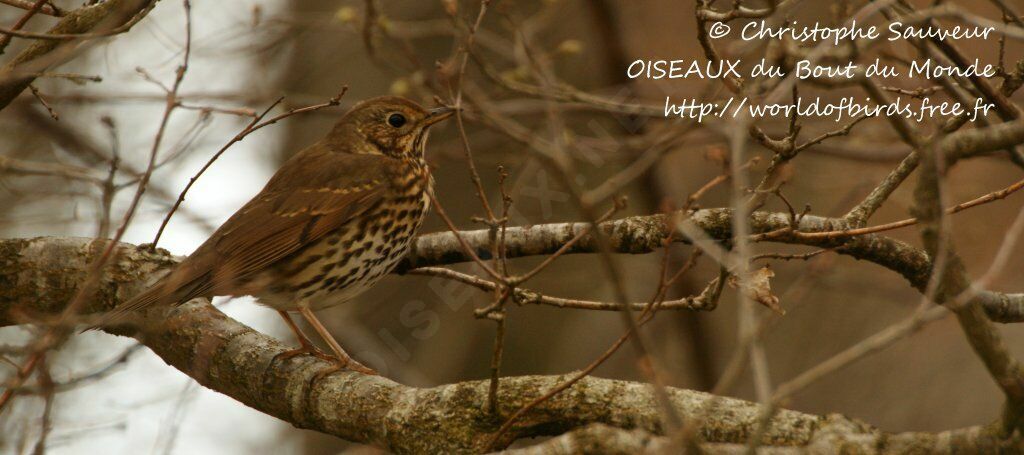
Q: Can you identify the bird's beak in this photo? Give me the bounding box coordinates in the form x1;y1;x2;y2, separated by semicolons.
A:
422;106;456;127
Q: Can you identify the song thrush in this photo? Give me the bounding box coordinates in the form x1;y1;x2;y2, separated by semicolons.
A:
110;96;453;374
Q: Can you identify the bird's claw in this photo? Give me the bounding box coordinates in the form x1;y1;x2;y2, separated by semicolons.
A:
272;344;336;364
309;359;378;386
342;359;378;376
274;344;379;376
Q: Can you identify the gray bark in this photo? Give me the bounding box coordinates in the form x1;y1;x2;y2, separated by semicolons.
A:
2;215;1022;452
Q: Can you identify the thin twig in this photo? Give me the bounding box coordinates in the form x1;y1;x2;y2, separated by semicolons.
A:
0;0;62;16
0;1;154;40
151;89;348;248
755;177;1024;241
0;0;50;54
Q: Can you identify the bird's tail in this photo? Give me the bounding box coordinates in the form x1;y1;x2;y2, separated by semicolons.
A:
84;275;190;332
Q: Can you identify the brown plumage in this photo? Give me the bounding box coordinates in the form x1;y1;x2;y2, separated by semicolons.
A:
111;96;453;374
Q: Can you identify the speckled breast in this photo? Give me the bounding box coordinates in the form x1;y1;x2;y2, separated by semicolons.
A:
257;164;431;311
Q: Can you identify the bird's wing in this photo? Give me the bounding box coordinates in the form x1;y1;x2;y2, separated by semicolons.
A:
206;174;384;287
110;148;397;318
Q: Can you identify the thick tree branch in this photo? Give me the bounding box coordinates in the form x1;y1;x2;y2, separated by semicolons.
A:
2;237;1021;453
914;140;1024;429
943;118;1024;165
0;237;830;452
496;421;1021;454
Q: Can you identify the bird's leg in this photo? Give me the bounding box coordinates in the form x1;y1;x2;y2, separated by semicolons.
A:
273;310;337;363
298;305;378;376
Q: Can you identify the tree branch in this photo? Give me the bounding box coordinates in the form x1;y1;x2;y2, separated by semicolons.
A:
403;208;1024;322
3;208;1022;328
0;0;156;111
2;237;1021;453
0;237;828;452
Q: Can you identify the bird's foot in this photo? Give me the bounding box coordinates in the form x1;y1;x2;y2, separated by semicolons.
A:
309;359;378;385
274;344;379;377
272;343;337;364
340;358;378;376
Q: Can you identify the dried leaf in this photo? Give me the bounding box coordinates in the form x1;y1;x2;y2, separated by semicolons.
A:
728;266;785;315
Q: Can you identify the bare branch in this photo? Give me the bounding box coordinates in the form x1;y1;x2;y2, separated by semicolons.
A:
2;237;1020;453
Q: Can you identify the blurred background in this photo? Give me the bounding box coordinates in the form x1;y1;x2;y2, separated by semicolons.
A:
1;0;1023;453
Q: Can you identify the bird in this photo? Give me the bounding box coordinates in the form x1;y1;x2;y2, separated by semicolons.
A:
107;96;454;375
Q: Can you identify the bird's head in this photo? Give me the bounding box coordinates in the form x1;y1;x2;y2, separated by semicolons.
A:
328;96;454;159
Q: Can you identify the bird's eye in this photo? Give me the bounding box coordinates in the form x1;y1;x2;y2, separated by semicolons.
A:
387;113;407;128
